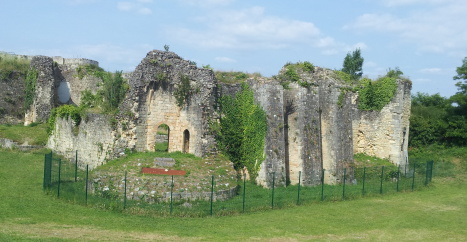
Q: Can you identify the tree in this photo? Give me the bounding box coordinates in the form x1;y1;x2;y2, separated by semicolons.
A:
342;48;364;80
218;83;267;181
452;57;467;116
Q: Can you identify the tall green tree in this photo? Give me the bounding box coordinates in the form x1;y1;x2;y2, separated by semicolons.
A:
452;57;467;116
342;48;364;80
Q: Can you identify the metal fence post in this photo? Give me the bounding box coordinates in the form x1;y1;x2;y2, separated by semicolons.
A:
75;150;78;182
210;175;214;216
429;161;434;183
411;162;416;192
242;173;246;213
297;171;301;205
57;158;61;198
380;166;384;194
124;171;127;209
362;167;366;196
85;165;89;205
342;168;346;200
321;169;325;201
425;161;431;186
170;175;174;215
271;172;275;209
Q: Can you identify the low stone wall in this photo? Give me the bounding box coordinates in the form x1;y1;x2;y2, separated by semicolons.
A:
90;172;238;203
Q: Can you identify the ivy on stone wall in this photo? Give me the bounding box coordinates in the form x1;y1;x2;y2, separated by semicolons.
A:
174;75;192;107
24;68;38;110
218;82;267;181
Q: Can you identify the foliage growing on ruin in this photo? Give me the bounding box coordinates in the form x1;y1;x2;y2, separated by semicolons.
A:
357;77;397;111
276;61;315;88
24;68;38;110
0;53;30;80
215;71;262;84
174;75;193;107
342;48;364;80
47;105;83;135
217;82;267;181
333;70;355;84
79;70;128;113
76;64;105;80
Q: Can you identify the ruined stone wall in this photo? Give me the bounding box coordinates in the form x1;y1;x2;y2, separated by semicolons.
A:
47;114;119;169
24;56;60;125
28;49;410;187
125;50;218;157
283;83;322;185
55;64;102;105
352;80;412;168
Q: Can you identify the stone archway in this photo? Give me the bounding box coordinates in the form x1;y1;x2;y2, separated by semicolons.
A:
155;124;170;152
183;129;190;153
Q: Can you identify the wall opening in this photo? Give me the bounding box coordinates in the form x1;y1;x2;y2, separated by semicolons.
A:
155;124;169;152
183;129;190;153
57;80;71;104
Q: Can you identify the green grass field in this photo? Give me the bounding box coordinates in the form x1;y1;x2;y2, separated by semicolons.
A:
1;148;466;241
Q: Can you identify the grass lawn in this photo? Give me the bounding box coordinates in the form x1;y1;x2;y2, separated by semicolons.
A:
0;148;466;241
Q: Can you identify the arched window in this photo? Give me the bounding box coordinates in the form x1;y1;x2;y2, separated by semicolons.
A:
183;129;190;153
155;124;169;152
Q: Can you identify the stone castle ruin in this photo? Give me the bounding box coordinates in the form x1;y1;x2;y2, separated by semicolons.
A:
21;50;411;187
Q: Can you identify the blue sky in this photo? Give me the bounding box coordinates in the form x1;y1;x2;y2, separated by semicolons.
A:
1;0;466;97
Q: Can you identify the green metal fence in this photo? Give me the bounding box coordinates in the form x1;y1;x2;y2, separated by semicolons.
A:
43;153;435;217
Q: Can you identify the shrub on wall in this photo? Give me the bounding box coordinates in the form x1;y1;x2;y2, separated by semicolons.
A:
78;67;128;113
47;105;83;135
217;82;267;181
357;77;397;111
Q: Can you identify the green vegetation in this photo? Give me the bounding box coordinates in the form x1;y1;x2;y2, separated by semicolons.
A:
0;146;466;240
342;48;364;80
215;71;262;84
409;57;467;147
0;123;48;145
78;65;128;113
23;68;38;110
173;75;192;107
217;82;267;181
47;105;83;135
276;61;315;88
0;53;30;80
357;76;398;111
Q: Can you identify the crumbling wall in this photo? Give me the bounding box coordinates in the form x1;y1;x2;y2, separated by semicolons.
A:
24;56;60;125
125;50;218;157
352;80;412;168
47;114;119;169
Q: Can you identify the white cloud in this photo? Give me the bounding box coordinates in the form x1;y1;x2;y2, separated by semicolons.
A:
419;68;442;74
117;2;133;11
138;7;152;15
167;6;341;51
382;0;447;7
178;0;234;7
345;0;467;55
215;57;236;63
117;1;152;15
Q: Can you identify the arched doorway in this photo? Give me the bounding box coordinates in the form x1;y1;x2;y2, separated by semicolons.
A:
155;124;169;152
183;129;190;153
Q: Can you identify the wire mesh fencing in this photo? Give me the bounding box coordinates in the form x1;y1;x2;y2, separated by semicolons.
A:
43;152;435;217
